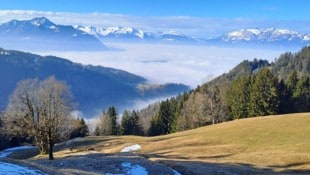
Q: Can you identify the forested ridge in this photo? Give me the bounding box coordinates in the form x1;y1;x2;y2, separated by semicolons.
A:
123;46;309;136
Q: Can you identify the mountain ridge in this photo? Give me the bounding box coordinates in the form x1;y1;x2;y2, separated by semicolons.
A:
0;17;107;51
1;17;309;50
0;47;189;116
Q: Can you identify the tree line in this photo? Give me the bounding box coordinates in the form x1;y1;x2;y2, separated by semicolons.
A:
93;68;309;137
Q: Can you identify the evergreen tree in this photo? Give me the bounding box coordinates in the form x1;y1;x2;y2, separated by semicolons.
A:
227;76;252;119
278;79;292;114
70;118;89;138
121;110;131;135
121;110;142;135
249;68;280;116
149;99;178;136
293;75;310;112
78;118;89;137
107;106;118;135
130;110;142;135
149;116;161;136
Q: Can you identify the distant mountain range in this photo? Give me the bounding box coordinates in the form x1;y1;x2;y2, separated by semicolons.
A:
74;25;198;43
75;24;310;48
212;28;310;48
0;48;189;117
0;17;309;51
0;17;106;51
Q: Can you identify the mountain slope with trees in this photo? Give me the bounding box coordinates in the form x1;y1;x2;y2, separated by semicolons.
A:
0;48;189;116
137;46;310;136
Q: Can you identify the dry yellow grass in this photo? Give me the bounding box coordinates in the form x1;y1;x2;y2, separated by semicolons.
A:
139;113;310;171
14;113;309;174
72;113;310;172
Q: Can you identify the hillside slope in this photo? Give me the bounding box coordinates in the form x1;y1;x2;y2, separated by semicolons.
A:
85;113;310;173
8;113;309;174
142;113;310;170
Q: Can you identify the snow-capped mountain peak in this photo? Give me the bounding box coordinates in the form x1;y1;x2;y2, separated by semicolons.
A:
74;25;146;40
0;17;107;51
74;25;199;43
30;17;53;27
220;28;310;44
102;26;144;38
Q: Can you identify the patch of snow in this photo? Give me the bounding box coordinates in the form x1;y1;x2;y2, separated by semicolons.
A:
0;161;45;175
227;31;243;37
121;162;148;175
101;26;134;36
106;162;149;175
31;21;40;26
303;35;310;41
0;51;10;55
0;146;35;158
49;25;56;30
247;28;261;35
120;144;141;153
136;30;144;39
170;168;182;175
274;29;297;35
161;30;181;35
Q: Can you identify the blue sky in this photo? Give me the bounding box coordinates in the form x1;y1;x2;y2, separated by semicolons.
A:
0;1;309;38
1;0;309;20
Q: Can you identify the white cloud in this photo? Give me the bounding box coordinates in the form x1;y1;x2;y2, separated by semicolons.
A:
35;43;289;88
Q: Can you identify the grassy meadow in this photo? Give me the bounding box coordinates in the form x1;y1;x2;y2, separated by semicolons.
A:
8;113;310;174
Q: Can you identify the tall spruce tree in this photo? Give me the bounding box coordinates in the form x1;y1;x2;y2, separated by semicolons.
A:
121;110;142;135
107;106;118;135
249;68;280;116
293;75;310;112
227;76;252;119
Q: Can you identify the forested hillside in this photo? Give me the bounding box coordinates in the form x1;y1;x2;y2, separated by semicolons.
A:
0;48;189;116
133;46;310;136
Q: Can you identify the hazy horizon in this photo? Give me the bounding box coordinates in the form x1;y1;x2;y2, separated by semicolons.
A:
35;43;292;88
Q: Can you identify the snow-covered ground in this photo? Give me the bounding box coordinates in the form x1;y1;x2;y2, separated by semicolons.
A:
0;146;45;175
120;162;148;175
0;161;45;175
119;144;182;174
0;146;35;158
106;162;148;175
120;144;141;153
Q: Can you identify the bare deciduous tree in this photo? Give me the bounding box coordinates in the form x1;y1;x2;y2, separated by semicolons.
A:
3;76;75;160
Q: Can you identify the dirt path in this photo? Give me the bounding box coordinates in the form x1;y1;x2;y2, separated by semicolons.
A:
27;152;180;175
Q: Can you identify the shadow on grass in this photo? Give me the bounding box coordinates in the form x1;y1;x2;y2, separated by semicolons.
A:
159;159;310;175
141;153;310;175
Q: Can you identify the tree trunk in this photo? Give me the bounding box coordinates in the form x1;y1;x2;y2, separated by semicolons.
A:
48;143;54;160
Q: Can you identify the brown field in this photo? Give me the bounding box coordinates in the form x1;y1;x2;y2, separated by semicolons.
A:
6;113;310;174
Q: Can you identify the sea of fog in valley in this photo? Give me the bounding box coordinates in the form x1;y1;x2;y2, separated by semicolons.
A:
36;43;294;88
